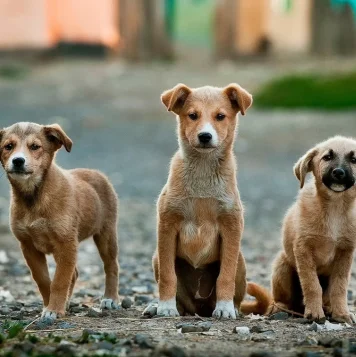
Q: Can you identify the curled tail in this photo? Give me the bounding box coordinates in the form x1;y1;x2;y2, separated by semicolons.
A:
240;282;272;315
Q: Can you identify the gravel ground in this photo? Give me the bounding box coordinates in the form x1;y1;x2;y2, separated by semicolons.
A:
0;59;355;356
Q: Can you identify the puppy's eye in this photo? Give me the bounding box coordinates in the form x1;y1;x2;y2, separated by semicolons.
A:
188;113;198;120
4;143;13;151
351;157;356;164
216;113;226;121
30;144;40;151
323;154;332;161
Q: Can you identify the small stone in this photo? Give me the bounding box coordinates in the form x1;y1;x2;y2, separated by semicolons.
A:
250;325;264;333
34;317;55;329
333;347;343;357
299;336;318;346
251;335;268;342
134;334;154;349
153;346;187;357
347;290;353;301
10;310;24;320
234;326;250;335
180;322;212;333
268;311;289;320
118;338;132;346
0;306;11;315
96;341;114;350
55;344;75;357
319;337;342;348
13;341;34;354
87;307;100;318
121;297;133;309
134;295;151;305
308;321;321;332
57;322;75;329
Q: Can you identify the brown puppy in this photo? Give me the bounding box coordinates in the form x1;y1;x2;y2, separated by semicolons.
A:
147;83;254;318
0;122;119;320
270;136;356;323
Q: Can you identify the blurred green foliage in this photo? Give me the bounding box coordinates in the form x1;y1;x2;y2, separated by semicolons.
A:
255;72;356;110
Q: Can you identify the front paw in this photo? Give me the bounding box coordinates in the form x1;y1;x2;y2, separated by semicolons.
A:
332;312;356;324
304;305;326;323
41;308;61;320
157;299;180;317
212;300;237;319
100;298;119;310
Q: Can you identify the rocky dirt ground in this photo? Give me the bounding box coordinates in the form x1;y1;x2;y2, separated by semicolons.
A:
0;58;355;356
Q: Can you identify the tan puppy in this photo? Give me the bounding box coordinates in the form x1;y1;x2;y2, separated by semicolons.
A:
0;122;119;320
270;136;356;323
148;83;256;318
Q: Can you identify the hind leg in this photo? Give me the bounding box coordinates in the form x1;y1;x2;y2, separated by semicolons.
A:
269;251;295;314
66;267;79;310
94;227;120;309
234;251;247;315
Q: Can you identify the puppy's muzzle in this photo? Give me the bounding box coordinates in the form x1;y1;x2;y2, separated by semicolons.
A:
323;166;355;192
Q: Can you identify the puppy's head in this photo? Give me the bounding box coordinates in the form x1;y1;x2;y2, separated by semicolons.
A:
294;136;356;193
0;122;72;190
161;83;252;154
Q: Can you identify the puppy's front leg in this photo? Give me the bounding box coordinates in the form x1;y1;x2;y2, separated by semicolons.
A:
214;212;243;319
295;241;325;322
43;242;77;319
20;241;51;307
157;215;179;317
329;249;356;323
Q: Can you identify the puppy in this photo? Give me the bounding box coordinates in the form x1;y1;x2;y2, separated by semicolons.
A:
145;83;265;319
0;122;119;319
270;136;356;323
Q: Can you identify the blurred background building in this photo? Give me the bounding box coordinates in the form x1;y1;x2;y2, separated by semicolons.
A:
1;0;356;60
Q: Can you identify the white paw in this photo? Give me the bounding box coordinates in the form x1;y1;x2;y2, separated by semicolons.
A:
212;300;237;319
41;309;57;320
157;299;180;317
100;298;119;310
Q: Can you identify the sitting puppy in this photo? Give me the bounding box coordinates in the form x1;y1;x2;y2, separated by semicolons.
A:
145;83;264;319
270;136;356;323
0;122;119;319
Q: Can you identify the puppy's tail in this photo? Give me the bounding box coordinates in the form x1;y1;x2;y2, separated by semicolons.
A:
240;282;272;315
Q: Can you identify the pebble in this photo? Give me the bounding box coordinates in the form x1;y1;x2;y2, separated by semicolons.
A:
121;297;133;309
298;336;318;346
234;326;250;335
134;334;154;349
152;346;187;357
318;337;342;348
34;317;55;329
268;311;289;320
87;307;100;318
134;295;151;305
13;341;34;354
10;311;24;320
308;321;322;332
96;341;114;351
347;290;353;301
180;322;212;333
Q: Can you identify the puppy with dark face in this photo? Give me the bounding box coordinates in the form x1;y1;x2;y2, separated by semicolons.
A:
0;122;120;320
269;136;356;323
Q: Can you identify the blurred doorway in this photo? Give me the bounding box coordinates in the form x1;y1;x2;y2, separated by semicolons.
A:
165;0;215;62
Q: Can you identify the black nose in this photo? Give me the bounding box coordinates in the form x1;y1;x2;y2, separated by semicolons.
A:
12;157;25;168
198;132;212;144
332;168;346;180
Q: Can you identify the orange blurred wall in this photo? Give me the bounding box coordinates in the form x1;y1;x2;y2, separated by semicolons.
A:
0;0;119;49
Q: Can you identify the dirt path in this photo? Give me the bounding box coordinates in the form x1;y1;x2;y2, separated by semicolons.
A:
0;59;355;356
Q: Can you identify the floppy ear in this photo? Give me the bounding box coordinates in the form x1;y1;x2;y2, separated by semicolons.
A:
224;83;253;115
43;124;72;152
293;148;318;189
161;84;192;115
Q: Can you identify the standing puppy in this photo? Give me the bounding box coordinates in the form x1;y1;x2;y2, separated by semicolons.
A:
0;122;119;319
150;83;253;318
271;136;356;323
